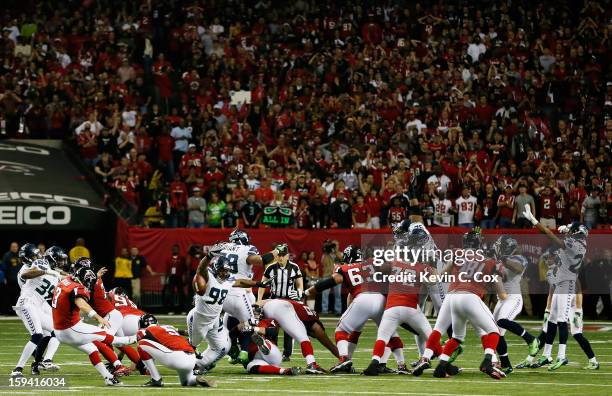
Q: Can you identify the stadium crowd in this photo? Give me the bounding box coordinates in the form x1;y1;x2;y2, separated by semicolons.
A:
0;0;611;229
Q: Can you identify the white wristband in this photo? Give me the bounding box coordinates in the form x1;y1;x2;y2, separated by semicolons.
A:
88;310;98;319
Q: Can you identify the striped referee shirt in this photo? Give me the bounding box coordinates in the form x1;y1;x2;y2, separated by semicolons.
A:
264;261;302;299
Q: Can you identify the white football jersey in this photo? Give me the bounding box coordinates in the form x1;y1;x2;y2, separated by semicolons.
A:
455;196;477;224
219;243;259;280
552;237;586;284
18;259;58;304
193;268;234;322
503;254;528;295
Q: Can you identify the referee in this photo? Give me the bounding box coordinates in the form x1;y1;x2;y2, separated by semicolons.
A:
257;243;304;361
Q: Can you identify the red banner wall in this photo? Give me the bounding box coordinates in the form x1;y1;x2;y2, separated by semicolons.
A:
119;225;612;273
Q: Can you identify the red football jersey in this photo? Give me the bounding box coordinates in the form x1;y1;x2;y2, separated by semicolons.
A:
336;261;382;297
138;325;194;353
108;291;145;317
539;193;557;218
283;299;323;331
52;276;90;330
91;279;115;318
449;258;499;299
385;262;429;309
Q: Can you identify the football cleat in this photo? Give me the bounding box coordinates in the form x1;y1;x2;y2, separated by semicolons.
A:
113;365;132;377
10;367;24;378
377;364;397;374
480;357;505;380
410;360;419;368
284;367;302;375
31;362;41;376
548;357;569;371
282;355;291;362
528;338;541;356
411;357;431;377
445;363;462;376
447;344;463;364
361;361;379;376
584;361;600;370
530;356;553;368
196;375;216;387
305;363;327;375
105;377;123;386
143;378;164;387
251;334;270;355
330;358;353;374
514;357;532;369
433;362;449;378
40;359;60;371
501;366;514;375
396;364;411;375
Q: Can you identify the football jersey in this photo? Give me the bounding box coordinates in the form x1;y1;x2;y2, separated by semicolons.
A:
552;237;586;284
220;243;259;280
18;259;58;305
282;299;323;331
52;276;90;330
108;292;144;317
386;261;429;309
193;268;233;321
138;324;194;353
502;254;528;295
336;261;383;297
455;196;477;224
91;279;115;318
449;258;499;299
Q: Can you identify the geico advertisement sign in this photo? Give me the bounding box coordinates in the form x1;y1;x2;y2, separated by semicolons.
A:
0;206;70;225
0;192;89;205
0;143;50;155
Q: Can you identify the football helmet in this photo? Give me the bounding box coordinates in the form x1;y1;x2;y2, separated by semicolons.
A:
19;243;41;265
210;255;232;281
109;287;127;297
45;246;68;270
139;313;158;329
463;228;483;250
493;235;518;258
74;267;97;290
342;245;363;264
568;222;588;239
72;257;93;274
229;229;250;245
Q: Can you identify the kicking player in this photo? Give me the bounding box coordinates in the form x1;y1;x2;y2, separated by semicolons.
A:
137;314;215;387
521;207;589;370
11;244;63;377
51;267;136;386
491;235;536;373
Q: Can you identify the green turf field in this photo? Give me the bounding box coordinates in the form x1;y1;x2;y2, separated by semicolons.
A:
0;315;610;395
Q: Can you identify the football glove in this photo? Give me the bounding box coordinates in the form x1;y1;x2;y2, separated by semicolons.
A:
522;204;538;225
573;309;583;329
557;224;571;234
288;289;303;301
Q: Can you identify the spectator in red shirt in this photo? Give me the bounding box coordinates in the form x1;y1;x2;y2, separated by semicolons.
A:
163;244;187;314
254;177;275;206
203;157;224;185
388;197;407;224
496;184;515;228
169;174;188;227
536;185;560;229
179;144;204;178
352;195;370;229
365;188;382;229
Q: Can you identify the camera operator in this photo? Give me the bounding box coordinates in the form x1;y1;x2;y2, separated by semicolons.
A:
321;240;343;315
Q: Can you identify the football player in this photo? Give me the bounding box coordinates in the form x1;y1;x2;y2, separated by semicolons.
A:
491;235;536;373
219;230;283;364
137;314;215;387
362;256;434;376
188;254;269;372
11;244;63;377
228;306;300;375
260;298;337;374
431;229;507;380
521;207;589;370
305;245;404;374
71;258;132;377
51;267;136;386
